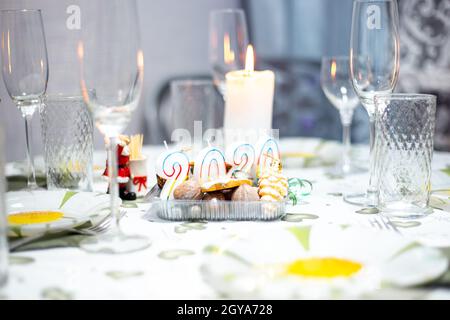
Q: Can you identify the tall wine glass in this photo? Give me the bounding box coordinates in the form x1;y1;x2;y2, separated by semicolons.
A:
0;9;48;190
209;9;249;98
77;0;150;254
321;56;362;176
347;0;400;207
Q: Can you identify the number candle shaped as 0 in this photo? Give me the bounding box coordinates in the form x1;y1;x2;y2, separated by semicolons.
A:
256;137;280;175
226;142;255;175
156;151;190;200
194;147;227;183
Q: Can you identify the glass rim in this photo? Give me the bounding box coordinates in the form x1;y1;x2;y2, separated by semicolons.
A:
374;93;437;101
43;93;85;101
354;0;395;2
0;9;42;14
170;79;215;87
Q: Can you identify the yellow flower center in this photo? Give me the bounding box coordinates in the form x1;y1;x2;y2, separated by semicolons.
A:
285;257;362;278
8;211;64;225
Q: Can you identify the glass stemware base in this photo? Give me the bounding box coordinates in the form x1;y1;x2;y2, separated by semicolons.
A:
23;186;46;191
325;161;366;178
343;192;378;208
79;232;151;254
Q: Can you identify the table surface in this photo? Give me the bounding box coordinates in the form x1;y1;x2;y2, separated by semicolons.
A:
2;138;450;300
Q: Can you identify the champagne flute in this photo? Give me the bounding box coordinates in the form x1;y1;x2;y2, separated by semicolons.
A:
320;56;362;176
209;9;249;98
347;0;400;207
77;0;150;254
0;9;48;190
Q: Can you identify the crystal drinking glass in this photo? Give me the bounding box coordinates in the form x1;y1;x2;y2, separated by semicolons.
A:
347;0;400;206
374;94;436;219
0;9;49;190
40;94;94;191
320;56;362;176
0;129;7;288
209;9;249;98
77;0;150;254
170;79;220;153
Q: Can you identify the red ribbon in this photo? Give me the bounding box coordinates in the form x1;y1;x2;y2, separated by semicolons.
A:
133;176;147;192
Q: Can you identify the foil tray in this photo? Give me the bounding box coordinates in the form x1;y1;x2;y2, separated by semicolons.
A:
151;199;286;221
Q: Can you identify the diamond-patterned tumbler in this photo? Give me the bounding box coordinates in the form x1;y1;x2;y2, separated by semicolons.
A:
40;95;94;191
0;127;8;287
374;94;436;218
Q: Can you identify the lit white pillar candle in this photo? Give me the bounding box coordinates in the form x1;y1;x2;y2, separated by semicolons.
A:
224;45;275;142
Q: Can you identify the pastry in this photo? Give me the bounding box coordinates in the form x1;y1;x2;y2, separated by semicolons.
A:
173;180;203;200
203;191;226;201
231;184;260;201
222;189;235;201
201;177;252;193
156;174;166;189
258;171;288;202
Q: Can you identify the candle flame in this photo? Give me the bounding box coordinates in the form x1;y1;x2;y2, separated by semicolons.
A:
77;41;90;107
223;33;235;64
245;44;254;73
77;41;84;60
137;50;144;69
6;30;11;74
330;60;337;80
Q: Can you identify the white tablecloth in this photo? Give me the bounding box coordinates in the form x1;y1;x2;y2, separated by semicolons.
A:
2;139;450;300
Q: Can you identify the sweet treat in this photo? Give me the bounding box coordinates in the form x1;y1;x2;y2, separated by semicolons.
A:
222;189;235;201
156;174;166;189
231;184;260;201
173;180;203;200
258;171;288;202
203;191;226;201
154;142;289;205
201;177;252;193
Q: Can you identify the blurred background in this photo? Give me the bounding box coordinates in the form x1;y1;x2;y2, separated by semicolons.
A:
1;0;449;161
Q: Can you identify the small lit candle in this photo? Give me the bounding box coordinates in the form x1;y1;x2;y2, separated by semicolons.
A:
193;146;227;183
156;149;190;200
256;136;280;177
224;45;275;140
225;142;255;176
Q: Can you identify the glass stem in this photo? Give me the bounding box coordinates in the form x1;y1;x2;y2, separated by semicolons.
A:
339;109;354;175
24;115;37;189
366;115;378;207
108;136;120;233
342;123;351;174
